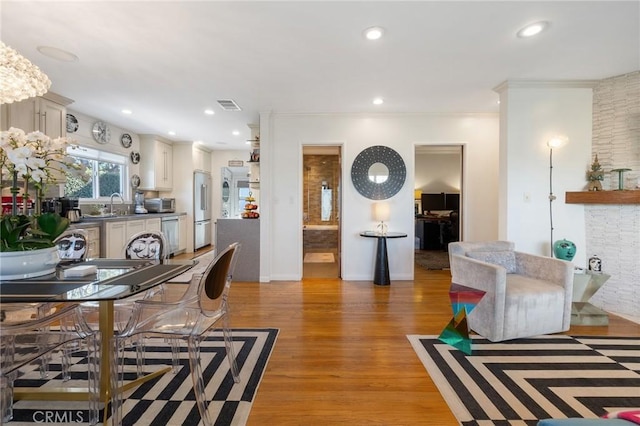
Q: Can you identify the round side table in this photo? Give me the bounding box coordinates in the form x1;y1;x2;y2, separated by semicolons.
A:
360;231;407;285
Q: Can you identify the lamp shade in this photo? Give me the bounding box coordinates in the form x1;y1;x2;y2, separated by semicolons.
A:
373;202;390;222
414;189;422;200
547;135;568;149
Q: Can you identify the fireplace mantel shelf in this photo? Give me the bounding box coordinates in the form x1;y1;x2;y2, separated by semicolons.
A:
565;191;640;204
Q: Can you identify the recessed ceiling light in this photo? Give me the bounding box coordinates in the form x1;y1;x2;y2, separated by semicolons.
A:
37;46;78;62
517;21;549;38
232;130;240;136
121;109;132;115
204;109;215;115
194;140;204;145
168;131;176;136
364;26;385;40
373;97;384;105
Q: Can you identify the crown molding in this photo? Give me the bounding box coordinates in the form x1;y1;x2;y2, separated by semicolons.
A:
493;79;598;94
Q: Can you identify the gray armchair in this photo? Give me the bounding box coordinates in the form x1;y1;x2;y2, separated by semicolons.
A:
448;241;574;342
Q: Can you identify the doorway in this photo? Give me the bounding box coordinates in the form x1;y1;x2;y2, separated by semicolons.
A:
414;145;463;270
221;166;250;219
302;146;341;279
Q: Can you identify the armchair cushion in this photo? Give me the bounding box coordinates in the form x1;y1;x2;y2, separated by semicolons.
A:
467;250;517;273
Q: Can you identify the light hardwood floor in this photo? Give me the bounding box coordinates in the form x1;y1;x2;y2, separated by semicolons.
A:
169;251;639;425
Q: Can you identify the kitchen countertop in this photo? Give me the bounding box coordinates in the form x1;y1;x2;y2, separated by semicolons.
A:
79;211;186;223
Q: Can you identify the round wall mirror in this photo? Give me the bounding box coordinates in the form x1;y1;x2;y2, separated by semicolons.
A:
222;181;230;202
368;162;389;183
351;145;406;200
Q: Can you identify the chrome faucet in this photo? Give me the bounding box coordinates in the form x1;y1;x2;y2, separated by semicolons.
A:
109;192;124;215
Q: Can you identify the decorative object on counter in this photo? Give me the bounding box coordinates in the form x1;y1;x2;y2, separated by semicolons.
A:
66;113;79;133
91;120;111;144
588;254;602;272
130;151;140;164
587;154;604;191
553;239;576;261
242;191;259;219
351;145;406;200
0;41;51;104
611;168;631;190
120;133;132;148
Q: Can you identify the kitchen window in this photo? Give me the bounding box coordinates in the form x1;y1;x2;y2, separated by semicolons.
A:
64;147;128;201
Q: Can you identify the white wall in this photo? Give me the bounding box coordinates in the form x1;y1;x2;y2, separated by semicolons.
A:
415;153;461;193
495;82;593;266
261;113;499;281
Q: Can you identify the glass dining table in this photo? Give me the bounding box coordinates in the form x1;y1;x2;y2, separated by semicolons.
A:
0;257;196;411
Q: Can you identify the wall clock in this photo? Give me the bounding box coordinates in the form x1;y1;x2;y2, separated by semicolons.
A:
92;121;111;144
121;133;132;148
351;145;406;200
66;113;78;133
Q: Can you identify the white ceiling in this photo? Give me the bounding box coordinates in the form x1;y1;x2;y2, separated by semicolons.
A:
2;1;638;150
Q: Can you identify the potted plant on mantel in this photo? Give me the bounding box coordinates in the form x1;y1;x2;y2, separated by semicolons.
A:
0;127;83;280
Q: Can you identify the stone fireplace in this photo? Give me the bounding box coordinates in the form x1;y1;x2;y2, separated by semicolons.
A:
585;71;639;321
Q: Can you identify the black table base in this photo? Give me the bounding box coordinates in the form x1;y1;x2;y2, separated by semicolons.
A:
374;237;390;285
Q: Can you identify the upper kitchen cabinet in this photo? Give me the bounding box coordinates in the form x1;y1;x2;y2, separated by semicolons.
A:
1;92;73;138
193;146;211;173
139;135;173;191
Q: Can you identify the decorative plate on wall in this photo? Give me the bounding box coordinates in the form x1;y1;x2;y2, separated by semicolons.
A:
130;151;140;164
351;145;406;200
66;114;78;133
120;133;132;149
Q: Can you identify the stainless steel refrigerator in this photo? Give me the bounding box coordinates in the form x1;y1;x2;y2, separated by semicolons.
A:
194;171;212;250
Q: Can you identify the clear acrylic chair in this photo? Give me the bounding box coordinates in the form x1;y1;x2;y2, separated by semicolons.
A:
0;229;90;380
81;231;169;376
111;242;241;426
0;303;100;425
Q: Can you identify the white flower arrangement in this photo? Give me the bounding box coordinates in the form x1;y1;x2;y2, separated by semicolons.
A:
0;128;85;251
0;127;80;190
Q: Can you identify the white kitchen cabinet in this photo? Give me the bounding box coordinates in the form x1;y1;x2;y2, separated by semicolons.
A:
145;217;161;233
86;227;100;258
139;136;173;191
1;93;72;138
126;220;145;238
193;147;211;173
105;219;146;258
105;221;127;259
178;215;187;252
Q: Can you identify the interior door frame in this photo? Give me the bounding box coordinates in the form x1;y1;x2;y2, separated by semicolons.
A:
301;144;343;279
414;143;465;245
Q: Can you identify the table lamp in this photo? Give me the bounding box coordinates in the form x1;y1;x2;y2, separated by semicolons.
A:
373;202;390;235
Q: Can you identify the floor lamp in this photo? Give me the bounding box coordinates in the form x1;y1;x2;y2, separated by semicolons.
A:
547;135;568;257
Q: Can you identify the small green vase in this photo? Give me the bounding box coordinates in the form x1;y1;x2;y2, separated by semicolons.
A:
553;239;576;261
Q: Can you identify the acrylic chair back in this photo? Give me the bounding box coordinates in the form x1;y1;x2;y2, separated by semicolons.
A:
54;229;89;260
196;242;241;315
123;231;168;260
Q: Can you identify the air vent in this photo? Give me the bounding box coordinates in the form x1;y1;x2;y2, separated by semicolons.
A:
217;99;242;111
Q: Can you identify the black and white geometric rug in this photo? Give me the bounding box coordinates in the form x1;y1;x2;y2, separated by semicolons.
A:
10;328;278;425
407;334;640;426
